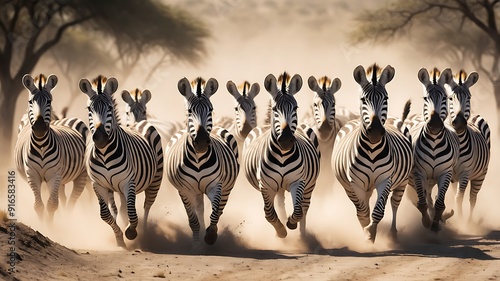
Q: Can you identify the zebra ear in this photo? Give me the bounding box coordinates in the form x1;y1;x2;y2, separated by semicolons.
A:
178;77;193;99
45;74;58;92
417;68;431;87
288;74;302;95
379;65;395;86
330;78;342;94
226;81;241;100
247;83;260;99
79;78;96;98
104;77;118;95
464;72;479;89
140;90;152;105
308;76;320;92
22;74;37;93
204;78;219;98
353;65;369;87
264;74;279;98
121;90;135;106
438;68;452;86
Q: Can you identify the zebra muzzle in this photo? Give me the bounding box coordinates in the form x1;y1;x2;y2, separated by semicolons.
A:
366;116;385;144
277;126;296;151
452;112;467;133
193;130;210;153
427;112;444;135
93;126;109;149
32;117;48;137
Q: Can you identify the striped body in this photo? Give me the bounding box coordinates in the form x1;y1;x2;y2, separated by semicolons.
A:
332;64;412;242
446;70;490;221
165;77;239;246
242;72;320;238
81;76;163;248
15;74;88;221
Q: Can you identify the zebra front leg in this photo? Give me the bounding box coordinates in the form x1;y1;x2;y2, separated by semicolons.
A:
58;183;67;209
27;172;44;219
67;171;87;210
123;182;139;240
432;172;453;232
468;179;485;223
46;174;62;223
412;173;432;228
276;189;287;223
109;191;118;220
286;180;305;231
205;184;223;245
299;187;314;239
94;184;126;248
143;182;161;230
454;176;468;220
261;185;287;238
365;179;391;243
389;184;405;241
179;192;201;248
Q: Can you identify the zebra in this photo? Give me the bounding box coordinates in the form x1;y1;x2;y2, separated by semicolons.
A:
214;80;260;152
331;64;413;242
243;72;321;239
164;77;240;247
446;70;490;222
404;67;460;232
15;74;88;221
121;88;185;142
80;75;163;248
303;75;359;187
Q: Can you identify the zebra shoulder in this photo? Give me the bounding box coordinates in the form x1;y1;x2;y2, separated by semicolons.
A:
134;120;162;149
298;124;319;147
212;126;239;159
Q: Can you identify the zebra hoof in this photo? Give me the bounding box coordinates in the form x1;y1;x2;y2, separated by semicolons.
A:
125;227;138;240
275;224;287;238
430;221;441;233
204;226;218;245
286;219;297;230
422;215;432;229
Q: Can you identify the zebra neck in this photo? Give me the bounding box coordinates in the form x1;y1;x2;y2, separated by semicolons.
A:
269;133;295;156
93;127;121;155
186;137;212;161
359;131;386;151
30;129;52;149
422;126;445;141
313;123;336;142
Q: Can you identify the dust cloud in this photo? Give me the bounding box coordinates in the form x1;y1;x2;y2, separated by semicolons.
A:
2;0;499;256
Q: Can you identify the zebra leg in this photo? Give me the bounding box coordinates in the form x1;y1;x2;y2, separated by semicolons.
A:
68;171;87;210
109;191;118;220
46;175;62;223
413;174;432;228
286;180;305;230
365;180;391;243
94;184;126;248
143;182;161;230
124;182;139;240
454;176;468;219
389;185;405;241
27;173;44;220
432;172;453;232
205;184;223;245
468;179;485;223
299;187;314;239
195;193;205;233
58;183;67;209
179;192;201;246
344;183;370;230
261;184;287;238
276;189;287;224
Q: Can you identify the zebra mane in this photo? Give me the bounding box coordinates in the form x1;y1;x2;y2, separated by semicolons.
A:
34;74;47;90
191;77;206;97
366;63;380;85
133;88;142;102
92;75;121;126
318;76;331;91
241;81;250;96
457;69;467;85
431;68;441;84
278;72;290;94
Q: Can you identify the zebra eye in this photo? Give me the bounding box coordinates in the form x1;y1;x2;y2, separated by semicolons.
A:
294;106;299;111
28;100;33;104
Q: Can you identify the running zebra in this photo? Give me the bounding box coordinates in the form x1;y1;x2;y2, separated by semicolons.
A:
165;77;239;247
215;80;260;151
404;67;460;232
15;74;88;221
80;75;163;248
446;70;490;222
331;64;413;242
303;75;358;185
243;72;321;239
121;88;185;142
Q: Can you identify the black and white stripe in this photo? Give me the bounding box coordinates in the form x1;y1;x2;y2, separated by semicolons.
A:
15;74;88;221
446;70;490;222
165;77;239;247
243;72;320;238
404;67;460;232
80;76;163;248
332;64;413;242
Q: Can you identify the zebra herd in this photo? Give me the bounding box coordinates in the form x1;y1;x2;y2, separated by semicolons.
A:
14;63;491;249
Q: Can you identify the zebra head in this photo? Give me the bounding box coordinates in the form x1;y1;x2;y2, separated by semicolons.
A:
22;74;58;138
178;77;218;153
307;75;341;139
446;70;478;134
226;80;260;138
264;72;302;151
353;64;394;144
79;75;119;149
417;67;452;135
121;88;152;126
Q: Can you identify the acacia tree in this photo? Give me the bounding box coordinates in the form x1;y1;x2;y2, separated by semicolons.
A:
350;0;499;128
0;0;209;156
